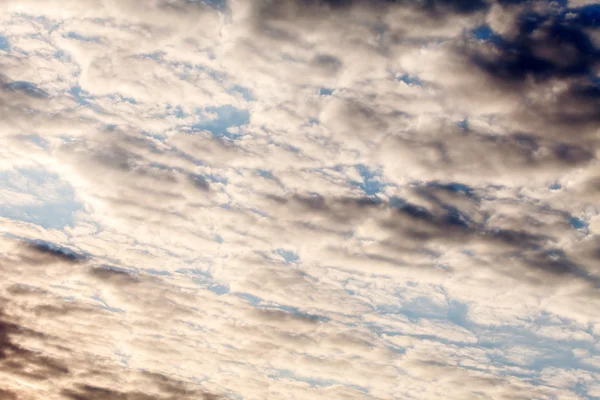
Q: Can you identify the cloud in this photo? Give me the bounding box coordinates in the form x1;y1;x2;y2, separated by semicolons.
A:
61;377;222;400
0;308;70;382
20;240;87;264
0;0;600;399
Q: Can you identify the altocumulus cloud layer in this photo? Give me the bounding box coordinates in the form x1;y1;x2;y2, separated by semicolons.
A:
0;0;599;398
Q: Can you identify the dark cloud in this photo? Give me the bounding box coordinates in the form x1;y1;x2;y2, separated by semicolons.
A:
3;81;50;99
0;389;19;400
6;284;49;297
31;302;97;317
389;129;596;180
537;82;600;136
249;0;491;43
267;190;599;285
0;309;70;381
523;248;600;285
0;301;221;398
310;54;343;75
62;376;223;400
144;372;223;400
468;3;600;90
187;174;210;191
483;228;548;250
90;145;144;173
0;74;50;101
250;307;327;324
89;266;139;285
398;0;490;16
272;0;489;14
552;143;595;165
440;3;600;151
20;240;87;265
424;182;476;198
62;385;155;400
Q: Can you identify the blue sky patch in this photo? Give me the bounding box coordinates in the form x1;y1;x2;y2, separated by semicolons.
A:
569;217;587;231
0;168;82;229
256;169;276;180
166;104;187;119
564;4;600;28
274;249;299;264
0;35;9;51
235;292;262;306
69;85;96;108
470;24;507;46
429;181;475;197
397;74;423;86
20;134;48;149
228;85;254;101
472;25;494;41
201;0;228;11
65;31;100;43
54;50;71;62
4;81;49;98
145;268;171;277
92;295;124;313
207;284;230;295
352;164;386;196
445;182;473;195
233;291;329;322
193;105;250;139
108;93;137;105
269;369;345;389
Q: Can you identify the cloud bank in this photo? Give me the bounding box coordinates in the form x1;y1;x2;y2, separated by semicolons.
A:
0;0;599;398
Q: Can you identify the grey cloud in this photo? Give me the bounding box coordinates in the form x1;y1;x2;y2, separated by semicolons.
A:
20;240;87;265
379;128;596;185
248;307;324;326
244;0;490;62
3;81;50;99
157;0;221;13
31;303;97;318
0;291;221;398
6;284;49;297
314;86;596;184
89;266;139;285
62;385;154;400
264;190;599;286
187;173;210;191
310;54;343;75
144;372;224;399
0;309;71;380
461;2;600;142
471;8;600;83
0;389;19;400
256;0;489;16
62;374;223;400
521;248;600;285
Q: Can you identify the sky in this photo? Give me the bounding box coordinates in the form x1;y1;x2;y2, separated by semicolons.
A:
0;0;599;399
